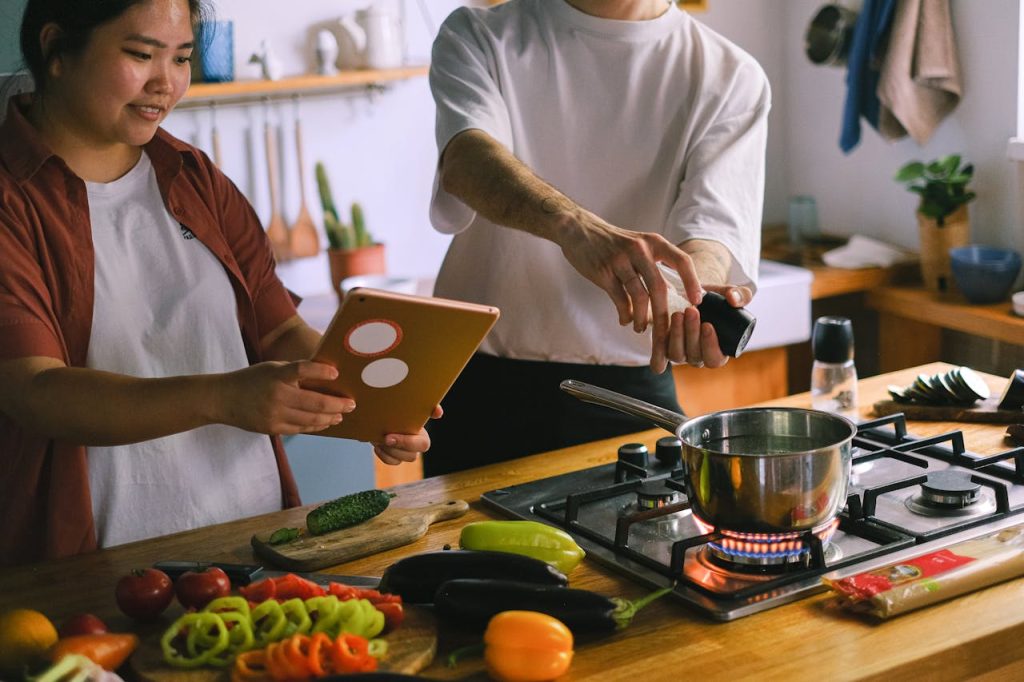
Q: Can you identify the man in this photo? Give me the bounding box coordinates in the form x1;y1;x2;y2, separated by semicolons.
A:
424;0;770;475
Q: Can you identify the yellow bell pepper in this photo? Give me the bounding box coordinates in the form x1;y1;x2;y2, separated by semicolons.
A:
484;611;573;682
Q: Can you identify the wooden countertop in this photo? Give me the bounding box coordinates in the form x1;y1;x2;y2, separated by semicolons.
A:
3;364;1022;681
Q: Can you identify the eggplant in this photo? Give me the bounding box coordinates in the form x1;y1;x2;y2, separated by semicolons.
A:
378;550;568;603
433;578;672;634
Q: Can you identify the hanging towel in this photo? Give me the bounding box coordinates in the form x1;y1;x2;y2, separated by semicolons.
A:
877;0;963;145
839;0;898;153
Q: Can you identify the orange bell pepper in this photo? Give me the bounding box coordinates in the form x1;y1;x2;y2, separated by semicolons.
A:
483;611;573;682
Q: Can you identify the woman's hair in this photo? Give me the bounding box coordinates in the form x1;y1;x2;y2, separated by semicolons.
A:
19;0;210;91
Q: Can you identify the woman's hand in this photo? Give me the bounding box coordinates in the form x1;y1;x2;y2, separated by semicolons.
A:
218;361;355;435
373;405;444;465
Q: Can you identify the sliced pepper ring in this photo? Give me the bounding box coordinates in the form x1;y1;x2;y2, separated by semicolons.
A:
161;612;229;668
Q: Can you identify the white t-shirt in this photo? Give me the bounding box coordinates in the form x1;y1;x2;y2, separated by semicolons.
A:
429;0;770;365
85;152;281;548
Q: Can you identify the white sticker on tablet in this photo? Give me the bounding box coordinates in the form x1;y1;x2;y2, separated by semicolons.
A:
344;319;402;357
361;358;409;388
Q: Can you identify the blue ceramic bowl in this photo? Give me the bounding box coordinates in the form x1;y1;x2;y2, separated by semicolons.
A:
949;245;1022;304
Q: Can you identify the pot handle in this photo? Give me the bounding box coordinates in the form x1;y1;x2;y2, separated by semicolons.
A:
559;379;688;436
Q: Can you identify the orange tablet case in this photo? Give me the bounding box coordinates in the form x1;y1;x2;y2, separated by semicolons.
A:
305;288;499;443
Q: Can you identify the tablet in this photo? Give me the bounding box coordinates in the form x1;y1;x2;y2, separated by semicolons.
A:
304;288;499;442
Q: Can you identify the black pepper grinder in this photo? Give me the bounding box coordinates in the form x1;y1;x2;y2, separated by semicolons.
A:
696;292;757;358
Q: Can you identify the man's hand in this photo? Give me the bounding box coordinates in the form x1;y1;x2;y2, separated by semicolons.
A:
666;283;752;373
554;213;705;373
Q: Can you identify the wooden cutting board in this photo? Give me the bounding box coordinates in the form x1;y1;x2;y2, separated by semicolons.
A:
130;604;436;681
251;499;469;572
872;398;1024;423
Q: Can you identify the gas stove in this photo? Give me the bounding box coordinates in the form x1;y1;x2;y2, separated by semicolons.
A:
481;414;1024;620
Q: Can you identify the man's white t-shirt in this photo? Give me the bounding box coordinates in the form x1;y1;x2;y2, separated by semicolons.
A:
429;0;770;366
84;152;281;548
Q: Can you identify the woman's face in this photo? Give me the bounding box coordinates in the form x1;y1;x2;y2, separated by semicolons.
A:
47;0;194;151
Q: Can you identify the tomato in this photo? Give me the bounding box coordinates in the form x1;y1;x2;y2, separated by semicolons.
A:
174;567;231;610
58;613;108;638
115;568;174;621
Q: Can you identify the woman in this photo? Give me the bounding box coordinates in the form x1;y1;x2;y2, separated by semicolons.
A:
0;0;435;565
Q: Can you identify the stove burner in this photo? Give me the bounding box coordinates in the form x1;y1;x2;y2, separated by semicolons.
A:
921;470;980;506
635;481;681;510
905;470;997;517
706;518;841;568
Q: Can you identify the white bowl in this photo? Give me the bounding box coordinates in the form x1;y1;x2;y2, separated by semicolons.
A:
1013;290;1024;317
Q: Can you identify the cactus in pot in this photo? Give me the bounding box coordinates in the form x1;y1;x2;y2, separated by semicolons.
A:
315;162;385;296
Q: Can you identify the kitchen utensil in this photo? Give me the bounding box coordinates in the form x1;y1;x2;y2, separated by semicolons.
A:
130;601;436;681
263;117;290;261
336;5;404;70
560;379;855;533
251;498;470;571
287;105;321;259
209;104;222;168
805;4;857;66
152;560;263;585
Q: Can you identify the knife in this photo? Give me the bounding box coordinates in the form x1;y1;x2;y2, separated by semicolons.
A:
153;560;381;588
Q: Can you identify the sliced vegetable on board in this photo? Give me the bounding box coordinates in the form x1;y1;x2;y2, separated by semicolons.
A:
306;489;395;536
459;520;586;574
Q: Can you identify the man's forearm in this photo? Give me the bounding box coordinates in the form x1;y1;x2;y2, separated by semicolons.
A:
679;239;734;287
440;129;582;241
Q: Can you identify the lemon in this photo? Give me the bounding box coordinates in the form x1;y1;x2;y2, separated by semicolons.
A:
0;609;59;670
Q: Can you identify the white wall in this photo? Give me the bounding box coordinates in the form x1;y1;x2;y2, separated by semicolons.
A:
161;0;464;295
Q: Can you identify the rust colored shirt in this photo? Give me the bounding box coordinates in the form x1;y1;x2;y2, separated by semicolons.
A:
0;100;302;565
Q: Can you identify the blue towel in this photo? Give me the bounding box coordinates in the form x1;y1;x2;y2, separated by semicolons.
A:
839;0;897;153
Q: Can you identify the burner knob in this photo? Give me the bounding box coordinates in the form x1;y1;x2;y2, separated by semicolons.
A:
617;443;649;469
655;436;682;467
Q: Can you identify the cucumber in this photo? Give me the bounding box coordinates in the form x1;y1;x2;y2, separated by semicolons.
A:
306;489;393;536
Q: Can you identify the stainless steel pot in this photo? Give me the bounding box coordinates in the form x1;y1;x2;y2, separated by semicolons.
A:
560;380;856;534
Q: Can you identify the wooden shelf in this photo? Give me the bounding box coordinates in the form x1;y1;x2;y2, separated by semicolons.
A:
178;65;429;108
761;224;919;299
867;285;1024;346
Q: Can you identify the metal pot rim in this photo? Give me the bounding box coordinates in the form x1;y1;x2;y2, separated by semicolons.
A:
677;406;857;458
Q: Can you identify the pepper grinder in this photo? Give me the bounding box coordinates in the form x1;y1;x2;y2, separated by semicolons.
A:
811;316;858;420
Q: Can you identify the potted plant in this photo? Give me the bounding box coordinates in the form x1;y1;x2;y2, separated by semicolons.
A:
894;155;976;293
315;162;385;296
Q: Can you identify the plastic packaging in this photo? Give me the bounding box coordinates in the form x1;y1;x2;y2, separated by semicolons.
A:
824;524;1024;618
811;316;858;420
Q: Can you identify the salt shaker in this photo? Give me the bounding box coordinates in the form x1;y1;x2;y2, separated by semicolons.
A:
811;316;858;420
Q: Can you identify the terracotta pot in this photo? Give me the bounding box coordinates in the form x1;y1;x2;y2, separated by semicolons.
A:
327;243;386;296
917;206;970;293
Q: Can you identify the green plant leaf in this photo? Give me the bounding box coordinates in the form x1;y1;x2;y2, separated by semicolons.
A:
894;162;925;183
940;154;961;176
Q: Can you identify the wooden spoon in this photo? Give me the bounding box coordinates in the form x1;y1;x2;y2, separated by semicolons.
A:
288;115;321;258
263;120;290;261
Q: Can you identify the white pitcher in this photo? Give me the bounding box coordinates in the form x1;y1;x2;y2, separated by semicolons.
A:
336;5;403;70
